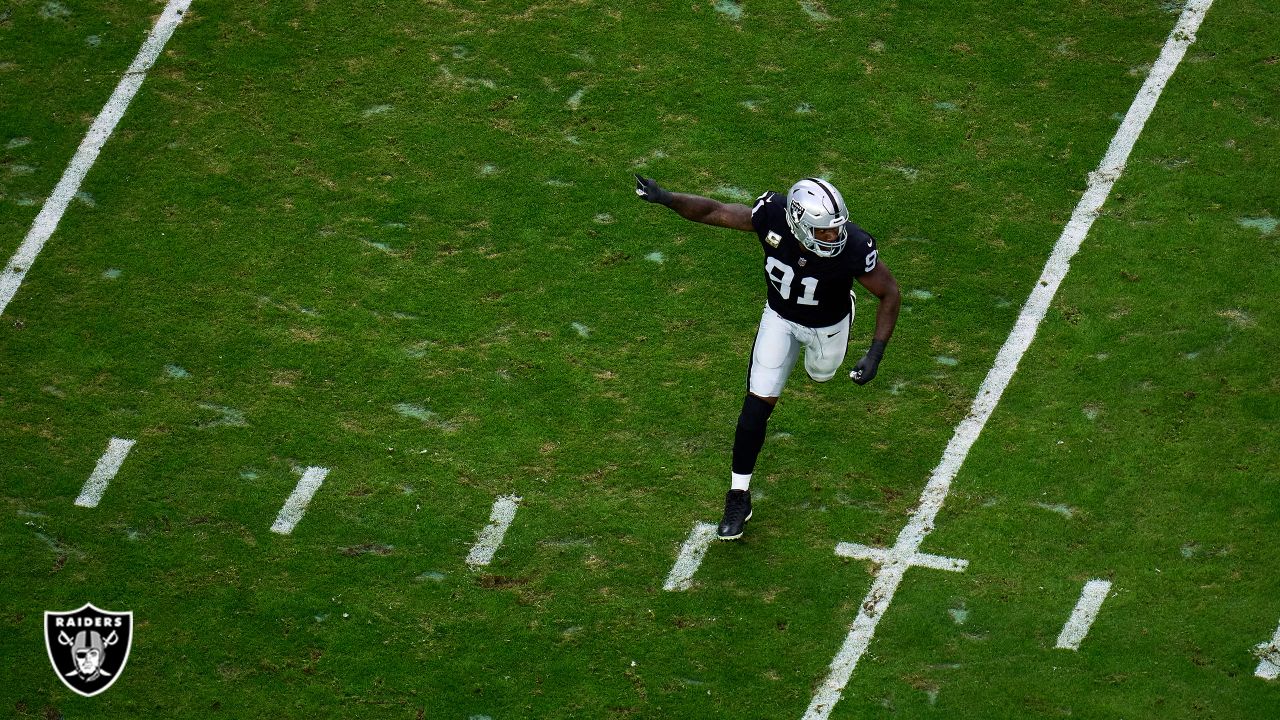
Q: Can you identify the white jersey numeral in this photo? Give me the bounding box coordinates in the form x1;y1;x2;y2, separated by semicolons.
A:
765;257;795;299
765;257;820;305
865;248;878;273
797;276;819;305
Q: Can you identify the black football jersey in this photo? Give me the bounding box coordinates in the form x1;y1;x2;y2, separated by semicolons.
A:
750;191;879;328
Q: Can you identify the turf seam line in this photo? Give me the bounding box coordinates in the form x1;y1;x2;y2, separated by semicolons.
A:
73;437;136;508
0;0;193;317
270;466;330;535
664;522;718;591
1254;621;1280;680
466;495;521;568
1055;579;1113;650
802;1;1213;717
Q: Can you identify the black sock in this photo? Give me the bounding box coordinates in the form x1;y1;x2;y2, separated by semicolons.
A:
731;394;775;476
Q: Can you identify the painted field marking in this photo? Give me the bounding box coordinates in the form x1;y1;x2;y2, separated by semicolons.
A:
834;542;968;574
270;466;330;535
802;2;1213;718
1254;620;1280;680
466;495;521;568
1055;579;1113;650
0;0;193;317
73;437;136;508
663;522;717;591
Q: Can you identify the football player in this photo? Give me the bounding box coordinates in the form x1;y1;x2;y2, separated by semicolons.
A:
636;175;900;540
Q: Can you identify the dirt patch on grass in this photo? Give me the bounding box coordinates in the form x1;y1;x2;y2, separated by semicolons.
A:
341;543;394;556
477;574;529;589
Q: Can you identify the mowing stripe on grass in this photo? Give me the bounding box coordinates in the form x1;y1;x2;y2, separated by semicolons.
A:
1055;579;1113;650
466;495;521;568
73;437;136;508
270;467;330;534
802;3;1213;718
663;522;717;591
1254;620;1280;680
0;0;192;317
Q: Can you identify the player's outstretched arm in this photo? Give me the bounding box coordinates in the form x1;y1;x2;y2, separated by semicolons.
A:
635;175;753;232
850;260;901;385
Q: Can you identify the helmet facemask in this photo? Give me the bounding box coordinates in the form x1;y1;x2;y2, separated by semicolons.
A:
785;178;849;257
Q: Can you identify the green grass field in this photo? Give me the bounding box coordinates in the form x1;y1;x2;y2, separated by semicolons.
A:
2;0;1278;717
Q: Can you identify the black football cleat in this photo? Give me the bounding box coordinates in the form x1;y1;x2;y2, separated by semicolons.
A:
717;489;752;541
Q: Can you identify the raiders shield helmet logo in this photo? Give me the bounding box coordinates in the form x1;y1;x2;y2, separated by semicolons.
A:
44;603;133;697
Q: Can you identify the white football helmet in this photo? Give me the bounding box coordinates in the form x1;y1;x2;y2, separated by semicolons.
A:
785;177;849;257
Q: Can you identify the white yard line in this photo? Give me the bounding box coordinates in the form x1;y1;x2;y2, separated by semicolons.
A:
1254;620;1280;680
73;437;136;508
803;3;1213;718
664;522;718;591
270;467;330;535
1055;579;1113;650
466;495;521;568
0;0;193;317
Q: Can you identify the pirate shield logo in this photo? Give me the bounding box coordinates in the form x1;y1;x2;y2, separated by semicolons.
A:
44;603;133;697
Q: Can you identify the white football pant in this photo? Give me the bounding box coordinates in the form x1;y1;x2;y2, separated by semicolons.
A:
747;301;854;398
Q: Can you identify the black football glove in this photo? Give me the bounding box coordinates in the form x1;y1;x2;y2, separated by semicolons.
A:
850;339;887;385
635;175;674;206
